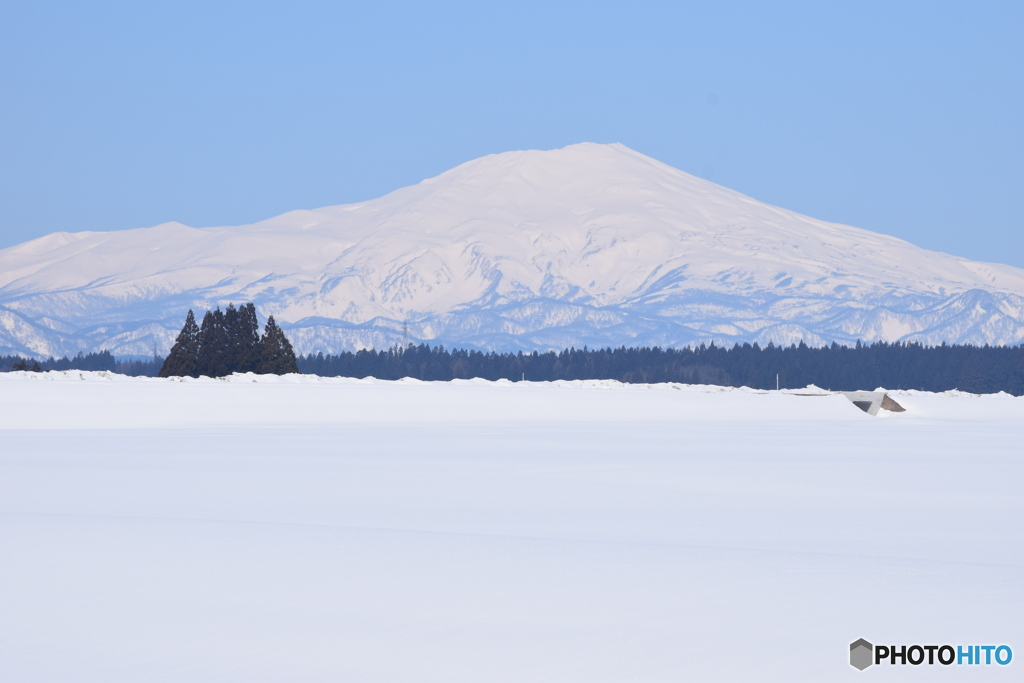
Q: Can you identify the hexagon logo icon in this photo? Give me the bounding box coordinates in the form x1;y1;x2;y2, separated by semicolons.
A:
850;639;873;670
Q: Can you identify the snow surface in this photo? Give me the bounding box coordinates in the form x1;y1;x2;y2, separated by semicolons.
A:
3;143;1024;357
0;373;1020;681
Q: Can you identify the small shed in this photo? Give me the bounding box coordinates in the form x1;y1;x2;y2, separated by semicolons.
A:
840;391;906;416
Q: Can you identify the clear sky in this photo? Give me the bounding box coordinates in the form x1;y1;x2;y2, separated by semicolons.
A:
2;1;1021;267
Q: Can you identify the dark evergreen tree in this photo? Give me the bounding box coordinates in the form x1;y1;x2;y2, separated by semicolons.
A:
236;303;261;373
257;315;299;374
158;309;201;377
222;304;242;372
196;308;230;377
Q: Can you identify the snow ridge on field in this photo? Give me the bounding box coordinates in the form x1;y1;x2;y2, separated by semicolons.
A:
1;370;1020;431
3;142;1024;358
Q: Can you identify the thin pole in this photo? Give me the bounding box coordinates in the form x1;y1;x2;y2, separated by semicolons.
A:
776;373;779;391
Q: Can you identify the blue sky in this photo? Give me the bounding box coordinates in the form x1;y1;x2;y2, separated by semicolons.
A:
2;1;1021;266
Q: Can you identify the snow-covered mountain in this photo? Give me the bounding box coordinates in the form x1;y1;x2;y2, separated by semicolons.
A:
2;142;1024;357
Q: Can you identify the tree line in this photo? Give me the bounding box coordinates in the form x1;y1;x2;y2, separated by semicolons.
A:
296;340;1024;395
1;350;163;376
2;350;123;373
5;333;1023;395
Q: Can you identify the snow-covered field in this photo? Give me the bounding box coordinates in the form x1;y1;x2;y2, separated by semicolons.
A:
1;372;1020;681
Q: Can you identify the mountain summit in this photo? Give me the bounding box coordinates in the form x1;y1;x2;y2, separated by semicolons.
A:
2;142;1023;357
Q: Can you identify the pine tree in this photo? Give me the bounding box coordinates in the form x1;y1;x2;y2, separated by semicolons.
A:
222;304;242;372
237;303;261;373
158;310;201;377
196;308;230;377
257;315;299;374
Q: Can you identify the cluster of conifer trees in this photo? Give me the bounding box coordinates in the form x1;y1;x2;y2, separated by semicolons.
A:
2;350;118;373
7;358;42;372
297;340;1024;395
159;304;298;377
1;350;164;376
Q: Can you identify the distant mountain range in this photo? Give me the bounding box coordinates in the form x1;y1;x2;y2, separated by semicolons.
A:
2;142;1023;358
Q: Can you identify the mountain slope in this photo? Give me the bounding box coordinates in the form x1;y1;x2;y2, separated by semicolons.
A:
2;142;1023;357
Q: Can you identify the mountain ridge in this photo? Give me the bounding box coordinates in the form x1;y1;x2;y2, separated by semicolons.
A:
2;142;1023;357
